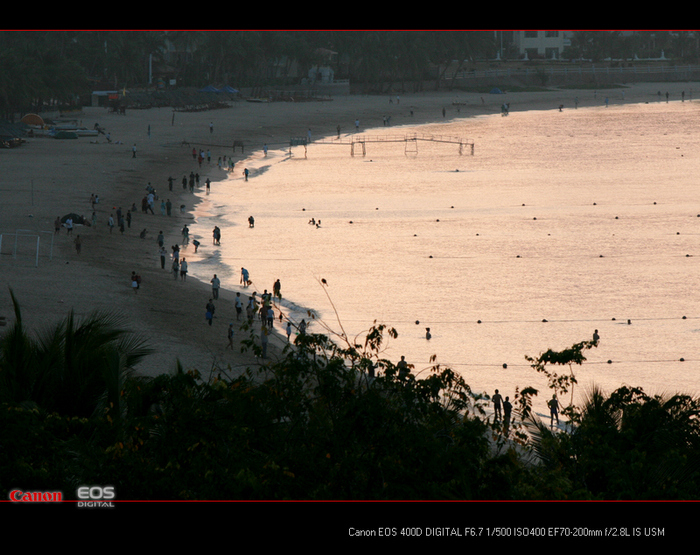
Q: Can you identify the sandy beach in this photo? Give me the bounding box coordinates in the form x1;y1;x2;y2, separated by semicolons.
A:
1;82;694;379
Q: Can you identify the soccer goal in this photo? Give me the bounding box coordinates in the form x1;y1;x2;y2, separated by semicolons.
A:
0;229;54;267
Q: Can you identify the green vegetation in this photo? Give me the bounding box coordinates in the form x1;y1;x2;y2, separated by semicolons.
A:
2;30;699;118
2;289;700;501
0;31;495;117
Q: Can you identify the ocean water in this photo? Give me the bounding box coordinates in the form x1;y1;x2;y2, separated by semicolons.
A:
189;100;700;413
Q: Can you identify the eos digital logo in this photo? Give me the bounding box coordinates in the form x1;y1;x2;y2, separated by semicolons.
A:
77;486;116;508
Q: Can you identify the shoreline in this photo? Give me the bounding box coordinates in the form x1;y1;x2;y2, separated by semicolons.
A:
2;83;697;379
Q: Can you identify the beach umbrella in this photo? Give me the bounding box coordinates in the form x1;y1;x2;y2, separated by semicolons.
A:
20;113;45;126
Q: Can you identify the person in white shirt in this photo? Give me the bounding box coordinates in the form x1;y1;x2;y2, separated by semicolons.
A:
211;274;220;299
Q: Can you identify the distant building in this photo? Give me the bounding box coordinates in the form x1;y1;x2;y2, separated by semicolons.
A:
511;31;567;60
308;48;338;84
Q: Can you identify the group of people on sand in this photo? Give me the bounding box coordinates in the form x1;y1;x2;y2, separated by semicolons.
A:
124;139;301;358
488;329;601;430
490;389;514;430
207;272;301;358
390;329;602;429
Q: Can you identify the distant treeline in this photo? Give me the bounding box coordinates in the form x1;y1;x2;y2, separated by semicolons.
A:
2;31;699;118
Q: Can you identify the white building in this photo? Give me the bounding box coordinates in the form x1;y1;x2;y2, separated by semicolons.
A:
511;31;568;60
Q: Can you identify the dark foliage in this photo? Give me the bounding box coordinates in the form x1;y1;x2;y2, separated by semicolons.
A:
3;295;700;500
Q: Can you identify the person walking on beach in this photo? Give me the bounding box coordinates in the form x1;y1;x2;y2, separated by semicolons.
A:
159;246;167;269
131;271;140;293
206;299;216;326
492;389;503;420
212;226;221;245
273;279;281;299
235;292;243;320
157;231;164;248
211;274;220;299
166;199;172;216
548;395;560;426
108;214;114;234
246;303;254;325
241;267;250;287
180;258;188;281
503;396;512;431
286;321;292;341
593;329;600;343
74;235;81;255
65;217;73;236
260;326;269;358
397;356;409;379
227;323;235;349
244;168;249;181
132;144;137;158
172;258;179;280
54;216;61;234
